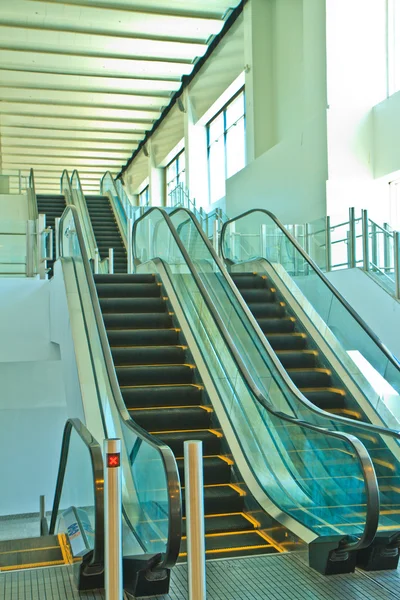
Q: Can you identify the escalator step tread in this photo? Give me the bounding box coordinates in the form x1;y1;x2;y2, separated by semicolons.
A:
231;274;268;289
0;536;59;552
248;302;285;318
107;328;179;346
131;405;212;430
180;531;275;555
103;312;172;329
287;368;332;388
155;429;222;455
257;317;295;333
96;283;160;298
266;333;307;350
301;388;347;409
276;350;318;369
116;363;195;386
99;297;166;313
111;345;186;366
241;289;275;302
183;513;254;536
122;384;203;408
176;455;232;485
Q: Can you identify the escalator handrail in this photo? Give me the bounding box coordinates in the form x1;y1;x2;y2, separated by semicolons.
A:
58;203;181;569
49;418;104;567
220;208;400;373
172;207;400;441
69;169;99;258
133;206;380;553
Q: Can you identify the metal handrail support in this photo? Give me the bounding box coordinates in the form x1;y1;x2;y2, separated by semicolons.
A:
362;210;370;271
384;223;392;273
349;207;356;268
325;216;332;271
184;441;206;600
395;231;400;300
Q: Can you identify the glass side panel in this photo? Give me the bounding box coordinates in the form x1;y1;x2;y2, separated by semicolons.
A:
59;206;175;560
134;209;375;541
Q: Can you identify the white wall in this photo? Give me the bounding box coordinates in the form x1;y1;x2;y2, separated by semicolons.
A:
374;90;400;179
327;268;400;361
0;193;28;220
0;279;68;516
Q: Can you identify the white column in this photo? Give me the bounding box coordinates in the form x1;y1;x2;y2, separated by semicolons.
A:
148;140;165;206
183;88;209;209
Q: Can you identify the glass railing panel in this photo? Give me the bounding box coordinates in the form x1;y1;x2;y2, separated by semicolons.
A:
134;208;376;543
59;205;179;564
305;217;327;270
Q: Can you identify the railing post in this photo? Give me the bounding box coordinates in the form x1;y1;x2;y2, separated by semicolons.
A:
371;221;378;269
213;220;219;256
348;207;356;268
184;441;206;600
260;224;267;258
55;217;60;260
362;209;370;271
325;216;332;272
104;439;123;600
394;231;400;300
127;217;134;274
108;248;114;274
26;220;35;277
94;249;100;274
305;223;311;256
37;214;47;280
384;223;391;273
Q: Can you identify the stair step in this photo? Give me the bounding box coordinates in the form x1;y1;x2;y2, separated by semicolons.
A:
122;384;204;408
116;364;195;386
111;345;186;366
96;283;160;298
154;429;222;456
99;297;166;314
176;455;232;485
130;406;212;430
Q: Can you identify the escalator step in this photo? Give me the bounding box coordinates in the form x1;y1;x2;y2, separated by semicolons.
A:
99;297;166;314
288;368;332;388
95;274;154;284
183;513;255;536
176;455;232;485
266;332;307;350
248;303;285;318
96;283;160;298
180;531;274;558
107;328;179;347
183;483;244;514
111;345;186;366
301;388;347;409
241;288;275;303
0;535;64;570
276;350;318;369
103;312;172;329
231;274;268;289
122;384;203;408
155;429;222;456
258;317;295;333
116;364;195;386
130;406;212;430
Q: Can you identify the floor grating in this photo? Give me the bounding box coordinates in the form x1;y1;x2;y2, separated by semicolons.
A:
1;552;400;599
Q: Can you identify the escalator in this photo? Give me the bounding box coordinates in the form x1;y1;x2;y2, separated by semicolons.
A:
36;194;66;276
166;206;400;572
0;535;70;571
95;272;281;559
85;195;127;273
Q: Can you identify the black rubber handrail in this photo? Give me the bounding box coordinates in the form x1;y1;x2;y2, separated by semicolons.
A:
170;207;400;440
220;209;400;372
49;418;104;569
57;199;181;569
133;206;380;553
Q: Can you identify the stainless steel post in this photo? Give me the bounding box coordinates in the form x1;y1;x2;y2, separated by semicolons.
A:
94;249;100;274
362;209;370;271
108;248;114;274
371;221;378;269
55;217;60;260
104;439;123;600
184;441;206;600
325;216;332;272
213;220;219;256
394;231;400;300
384;222;391;272
26;220;35;277
37;214;47;280
127;217;134;274
305;223;311;256
348;207;356;268
260;224;267;258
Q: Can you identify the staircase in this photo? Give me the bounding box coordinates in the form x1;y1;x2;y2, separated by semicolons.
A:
85;195;127;273
94;272;281;560
36;194;66;277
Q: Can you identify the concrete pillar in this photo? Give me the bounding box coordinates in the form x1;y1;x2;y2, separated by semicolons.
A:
148;140;165;206
183;89;209;209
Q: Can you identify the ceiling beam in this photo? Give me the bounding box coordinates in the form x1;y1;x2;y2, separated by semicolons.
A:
0;126;142;142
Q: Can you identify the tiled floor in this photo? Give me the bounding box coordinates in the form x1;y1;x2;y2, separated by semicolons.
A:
2;553;400;600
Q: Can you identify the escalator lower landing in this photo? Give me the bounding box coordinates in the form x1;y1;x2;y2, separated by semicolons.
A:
94;273;282;560
0;534;71;571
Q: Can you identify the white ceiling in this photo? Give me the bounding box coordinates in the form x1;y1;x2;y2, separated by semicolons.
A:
0;0;241;193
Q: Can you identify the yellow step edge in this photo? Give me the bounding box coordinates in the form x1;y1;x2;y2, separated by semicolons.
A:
149;428;222;436
179;543;273;558
299;387;345;395
0;559;66;571
175;454;233;464
276;349;318;355
120;383;204;390
129;405;213;412
117;363;196;369
327;408;362;419
182;529;262;540
287;367;331;374
111;345;187;350
0;544;59;556
267;332;306;338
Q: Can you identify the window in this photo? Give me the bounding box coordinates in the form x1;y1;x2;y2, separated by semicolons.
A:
139;185;149;207
207;89;245;203
166;150;186;205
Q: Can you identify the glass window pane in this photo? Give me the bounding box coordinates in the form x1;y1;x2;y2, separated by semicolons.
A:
226;116;245;178
209;113;224;144
226;92;244;128
209;139;225;202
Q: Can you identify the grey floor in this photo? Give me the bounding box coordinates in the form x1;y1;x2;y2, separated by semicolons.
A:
2;552;400;600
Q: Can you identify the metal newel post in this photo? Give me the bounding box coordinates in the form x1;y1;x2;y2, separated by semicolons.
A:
55;217;60;260
127;217;134;274
184;441;206;600
348;207;356;268
108;248;114;274
104;439;123;600
362;209;370;271
384;223;391;273
213;220;219;256
325;216;332;272
394;231;400;301
94;249;100;274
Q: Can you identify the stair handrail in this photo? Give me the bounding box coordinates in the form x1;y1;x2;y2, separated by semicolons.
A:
58;203;181;568
220;209;400;375
49;418;104;569
69;170;98;261
133;206;380;555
